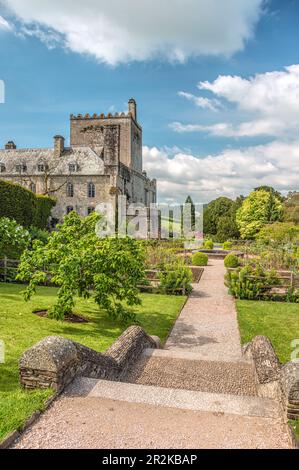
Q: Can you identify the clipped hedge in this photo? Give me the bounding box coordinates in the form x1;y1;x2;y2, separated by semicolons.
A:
34;195;56;229
0;180;55;229
224;253;240;268
203;239;214;249
192;252;209;266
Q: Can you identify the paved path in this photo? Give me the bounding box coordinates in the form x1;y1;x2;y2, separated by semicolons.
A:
13;395;290;449
166;259;243;361
12;259;292;449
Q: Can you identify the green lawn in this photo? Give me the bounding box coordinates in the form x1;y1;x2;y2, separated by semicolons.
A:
236;300;299;364
0;283;186;442
237;300;299;440
289;420;299;441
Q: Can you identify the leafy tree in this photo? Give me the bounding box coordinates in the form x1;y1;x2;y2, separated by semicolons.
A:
254;186;284;202
17;211;145;322
216;215;238;243
204;197;234;235
257;222;299;244
0;217;30;259
203;196;241;242
236;189;283;239
283;192;299;224
28;226;50;245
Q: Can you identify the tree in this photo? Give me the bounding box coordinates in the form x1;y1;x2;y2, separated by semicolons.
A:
254;186;284;202
204;197;234;235
17;211;145;322
203;196;241;242
236;189;283;239
284;192;299;224
257;222;299;244
0;217;30;259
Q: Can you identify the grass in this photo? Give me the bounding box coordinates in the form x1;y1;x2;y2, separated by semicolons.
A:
237;300;299;441
0;283;186;442
236;300;299;364
289;420;299;441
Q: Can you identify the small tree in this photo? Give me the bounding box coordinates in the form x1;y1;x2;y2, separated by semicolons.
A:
17;211;145;323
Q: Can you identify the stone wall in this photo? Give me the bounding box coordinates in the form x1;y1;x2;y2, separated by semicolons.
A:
19;326;158;393
244;335;299;420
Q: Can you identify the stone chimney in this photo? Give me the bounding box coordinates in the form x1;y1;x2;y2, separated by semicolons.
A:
128;98;137;121
5;141;16;150
54;135;65;157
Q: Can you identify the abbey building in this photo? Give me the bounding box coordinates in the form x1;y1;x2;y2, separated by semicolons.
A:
0;99;157;224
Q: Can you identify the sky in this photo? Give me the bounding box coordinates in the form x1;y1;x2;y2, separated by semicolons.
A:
0;0;299;203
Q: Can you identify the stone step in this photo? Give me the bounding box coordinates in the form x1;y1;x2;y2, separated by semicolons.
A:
142;347;251;363
66;377;280;419
122;353;257;397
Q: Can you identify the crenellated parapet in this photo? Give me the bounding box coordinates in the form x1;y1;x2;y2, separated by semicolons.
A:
70;111;132;120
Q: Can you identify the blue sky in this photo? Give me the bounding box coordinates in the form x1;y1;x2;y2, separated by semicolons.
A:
0;0;299;202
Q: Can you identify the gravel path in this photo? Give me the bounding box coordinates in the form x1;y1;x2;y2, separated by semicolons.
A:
13;396;291;449
165;259;243;361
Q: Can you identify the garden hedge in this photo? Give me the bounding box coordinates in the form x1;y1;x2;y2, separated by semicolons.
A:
0;180;56;229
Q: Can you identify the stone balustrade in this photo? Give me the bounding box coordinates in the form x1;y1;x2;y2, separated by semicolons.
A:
19;326;159;393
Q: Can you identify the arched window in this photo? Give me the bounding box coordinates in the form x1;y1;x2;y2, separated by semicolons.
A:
66;206;73;214
0;163;6;173
30;182;36;193
87;207;94;215
67;182;74;197
88;182;95;198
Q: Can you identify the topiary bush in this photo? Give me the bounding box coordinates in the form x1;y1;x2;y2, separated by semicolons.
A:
224;253;240;268
203;239;214;249
223;241;232;250
192;252;209;266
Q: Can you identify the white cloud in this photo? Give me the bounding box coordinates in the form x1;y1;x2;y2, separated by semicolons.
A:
142;141;299;203
3;0;264;65
178;91;221;112
173;65;299;138
0;15;12;31
170;119;287;137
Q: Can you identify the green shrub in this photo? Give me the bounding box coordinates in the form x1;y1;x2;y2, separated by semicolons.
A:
224;253;240;268
0;180;55;229
225;264;280;300
158;260;193;295
0;217;30;259
203;239;214;249
28;226;49;245
223;241;232;250
286;288;299;303
192;252;208;266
